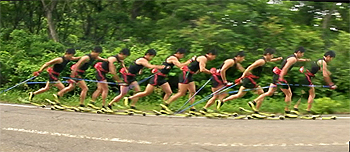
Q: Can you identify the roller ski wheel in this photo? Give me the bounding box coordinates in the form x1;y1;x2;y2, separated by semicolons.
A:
96;110;104;114
127;111;134;115
247;115;253;120
266;116;285;120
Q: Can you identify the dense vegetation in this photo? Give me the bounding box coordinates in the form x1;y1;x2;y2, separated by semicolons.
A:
0;0;349;113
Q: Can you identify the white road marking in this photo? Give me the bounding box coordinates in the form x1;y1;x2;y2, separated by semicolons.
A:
2;127;348;147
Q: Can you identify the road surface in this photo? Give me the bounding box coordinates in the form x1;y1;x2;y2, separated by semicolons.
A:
1;103;349;152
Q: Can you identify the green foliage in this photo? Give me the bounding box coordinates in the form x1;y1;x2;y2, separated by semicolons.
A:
313;97;342;114
0;1;349;113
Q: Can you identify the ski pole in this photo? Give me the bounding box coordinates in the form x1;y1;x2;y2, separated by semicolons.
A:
26;81;69;84
62;77;118;85
0;76;37;94
177;84;236;114
175;77;212;113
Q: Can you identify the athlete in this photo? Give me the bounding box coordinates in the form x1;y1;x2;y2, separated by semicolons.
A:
53;46;106;107
123;48;196;109
201;51;246;113
216;48;283;110
107;49;165;110
28;48;80;101
89;48;131;109
291;51;337;115
160;49;217;112
248;47;310;114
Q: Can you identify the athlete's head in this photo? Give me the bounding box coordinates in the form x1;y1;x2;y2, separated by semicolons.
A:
294;47;305;58
174;48;186;59
234;51;245;63
206;49;217;61
91;46;103;58
64;48;76;59
263;48;275;61
324;50;336;62
144;49;157;60
118;48;130;60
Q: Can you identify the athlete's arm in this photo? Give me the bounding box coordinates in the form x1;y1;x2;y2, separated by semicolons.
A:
71;56;89;76
108;57;121;82
120;60;129;73
97;56;108;62
241;59;265;78
169;56;193;68
320;60;333;85
270;57;283;62
137;58;165;69
71;56;81;61
279;57;297;80
297;58;311;62
198;56;211;74
37;57;63;73
220;59;234;83
236;63;246;73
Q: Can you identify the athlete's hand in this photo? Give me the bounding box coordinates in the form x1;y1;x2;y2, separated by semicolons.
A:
190;56;196;62
70;72;77;78
210;67;217;74
33;71;41;76
234;77;243;85
67;79;76;84
278;77;287;83
329;84;337;90
225;82;234;87
159;65;166;69
151;68;158;73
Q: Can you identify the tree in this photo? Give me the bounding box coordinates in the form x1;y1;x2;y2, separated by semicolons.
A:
41;0;59;42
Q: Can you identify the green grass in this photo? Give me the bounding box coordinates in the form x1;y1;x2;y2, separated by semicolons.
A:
0;87;349;115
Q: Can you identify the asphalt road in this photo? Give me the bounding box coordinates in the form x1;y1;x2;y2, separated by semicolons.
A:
1;103;349;152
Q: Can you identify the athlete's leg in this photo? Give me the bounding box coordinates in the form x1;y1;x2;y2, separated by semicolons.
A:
108;84;130;105
33;81;51;95
100;82;109;106
280;87;292;111
223;86;247;102
255;84;277;110
91;83;103;102
306;87;315;111
160;82;173;101
129;81;141;107
53;81;65;90
77;80;89;105
165;83;188;105
188;82;196;110
57;82;75;97
129;84;155;100
293;90;305;109
203;85;225;109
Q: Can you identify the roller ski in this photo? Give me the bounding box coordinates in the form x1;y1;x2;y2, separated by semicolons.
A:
188;109;202;116
126;108;147;116
87;102;102;110
18;97;46;108
239;107;275;117
250;114;285;120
